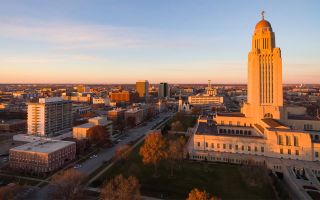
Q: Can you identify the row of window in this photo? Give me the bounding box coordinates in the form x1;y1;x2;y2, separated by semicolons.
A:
198;142;265;153
278;135;299;147
220;121;252;127
279;148;299;156
218;128;252;136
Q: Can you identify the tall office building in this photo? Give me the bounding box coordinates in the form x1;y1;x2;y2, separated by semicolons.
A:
136;80;149;98
158;82;170;98
27;97;72;136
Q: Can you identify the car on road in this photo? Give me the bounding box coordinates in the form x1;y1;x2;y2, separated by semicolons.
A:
73;164;82;169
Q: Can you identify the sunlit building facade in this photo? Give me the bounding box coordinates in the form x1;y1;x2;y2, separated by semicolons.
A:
191;15;320;162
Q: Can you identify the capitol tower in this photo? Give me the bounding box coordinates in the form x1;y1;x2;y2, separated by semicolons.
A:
242;12;283;121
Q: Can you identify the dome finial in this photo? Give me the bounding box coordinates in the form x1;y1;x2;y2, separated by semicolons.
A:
261;10;265;20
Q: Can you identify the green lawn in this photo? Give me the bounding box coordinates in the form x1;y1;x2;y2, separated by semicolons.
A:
90;144;276;200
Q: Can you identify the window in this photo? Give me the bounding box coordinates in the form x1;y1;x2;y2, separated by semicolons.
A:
242;145;244;151
280;148;283;154
223;144;226;149
294;136;299;147
288;149;291;155
296;150;299;156
197;142;200;147
235;145;238;150
211;143;214;148
254;146;258;152
304;124;313;130
217;144;220;148
229;144;232;149
205;142;208;148
316;152;319;158
278;135;283;145
248;146;251;151
261;147;264;152
228;129;231;134
286;136;291;146
244;123;246;127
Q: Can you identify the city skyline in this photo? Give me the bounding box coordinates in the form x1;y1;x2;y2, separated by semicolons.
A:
1;0;320;84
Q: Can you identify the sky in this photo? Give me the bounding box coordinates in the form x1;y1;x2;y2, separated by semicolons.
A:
0;0;319;84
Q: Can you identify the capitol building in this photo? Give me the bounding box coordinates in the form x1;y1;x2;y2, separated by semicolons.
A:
190;14;320;169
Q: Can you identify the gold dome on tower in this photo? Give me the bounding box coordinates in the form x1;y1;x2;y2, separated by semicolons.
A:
255;19;272;30
255;11;272;31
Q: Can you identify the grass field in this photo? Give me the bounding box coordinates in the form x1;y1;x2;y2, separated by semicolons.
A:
90;143;276;200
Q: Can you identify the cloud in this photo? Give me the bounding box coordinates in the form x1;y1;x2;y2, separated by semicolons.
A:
0;18;146;50
0;17;224;51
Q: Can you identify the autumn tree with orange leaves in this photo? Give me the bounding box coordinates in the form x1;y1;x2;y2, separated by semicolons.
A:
115;144;131;162
139;131;166;177
187;188;217;200
100;174;140;200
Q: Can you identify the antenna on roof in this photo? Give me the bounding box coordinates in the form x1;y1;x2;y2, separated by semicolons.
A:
261;10;265;20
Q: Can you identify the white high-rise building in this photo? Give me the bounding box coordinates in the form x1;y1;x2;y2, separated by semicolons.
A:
27;97;72;136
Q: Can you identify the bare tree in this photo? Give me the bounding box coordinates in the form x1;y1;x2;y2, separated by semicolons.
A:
100;174;140;200
88;125;111;146
171;121;184;132
126;116;136;128
50;169;87;200
166;137;186;176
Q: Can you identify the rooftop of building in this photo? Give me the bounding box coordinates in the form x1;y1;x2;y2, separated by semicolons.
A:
195;121;263;139
261;118;287;128
74;123;95;129
0;119;26;125
288;114;320;121
11;140;75;154
216;112;245;117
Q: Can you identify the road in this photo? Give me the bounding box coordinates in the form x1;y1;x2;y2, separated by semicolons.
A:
28;112;174;200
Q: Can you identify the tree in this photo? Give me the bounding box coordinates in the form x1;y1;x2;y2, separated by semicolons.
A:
192;107;201;115
100;174;140;200
126;116;136;128
187;188;216;200
116;120;126;134
50;169;87;200
139;131;167;176
88;125;110;146
0;184;19;200
166;137;186;176
115;144;131;162
171;121;184;132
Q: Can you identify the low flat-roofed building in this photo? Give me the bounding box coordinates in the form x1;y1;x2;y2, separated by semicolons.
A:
73;116;112;140
9;140;76;173
107;108;126;122
92;97;110;105
188;94;224;105
0;119;26;132
125;108;144;125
